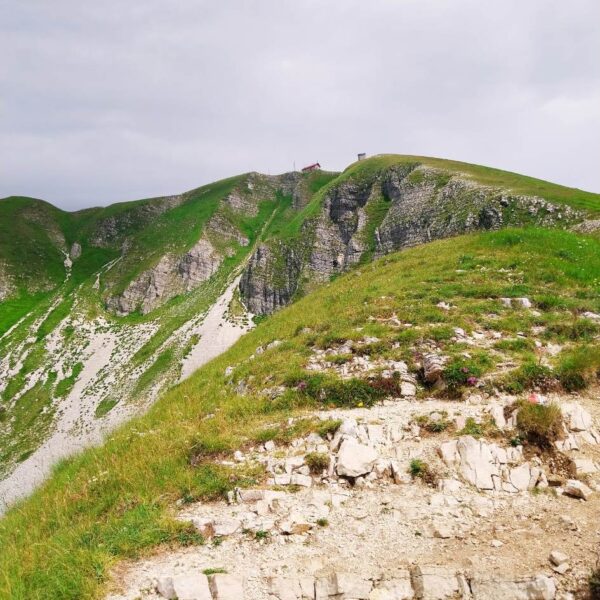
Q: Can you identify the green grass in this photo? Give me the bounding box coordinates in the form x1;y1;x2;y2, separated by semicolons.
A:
103;175;245;296
0;381;55;473
0;228;599;598
55;363;83;399
0;293;48;337
359;190;392;263
556;346;600;391
95;398;118;419
304;452;329;474
0;198;69;296
133;349;175;396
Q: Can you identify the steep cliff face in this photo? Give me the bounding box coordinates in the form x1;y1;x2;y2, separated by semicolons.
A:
375;167;577;254
0;261;13;301
306;178;373;279
106;238;223;315
88;195;185;248
240;160;584;315
239;241;305;315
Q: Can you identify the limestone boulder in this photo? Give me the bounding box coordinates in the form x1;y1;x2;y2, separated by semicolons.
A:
563;479;593;500
336;439;378;478
456;436;499;490
470;575;555;599
208;574;245;600
561;403;593;432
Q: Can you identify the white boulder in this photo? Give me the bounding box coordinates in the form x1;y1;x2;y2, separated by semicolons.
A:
336;439;378;478
561;403;593;432
208;574;244;600
563;479;593;500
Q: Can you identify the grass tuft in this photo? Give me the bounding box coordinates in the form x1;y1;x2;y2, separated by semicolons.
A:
516;401;563;447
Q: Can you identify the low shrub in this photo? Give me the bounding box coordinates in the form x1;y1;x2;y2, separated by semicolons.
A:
203;568;227;575
367;373;404;397
415;412;450;433
493;338;535;353
286;372;401;408
556;346;600;392
546;318;599;341
305;452;329;474
317;419;342;438
328;353;353;365
409;459;438;486
457;415;500;439
516;401;563;447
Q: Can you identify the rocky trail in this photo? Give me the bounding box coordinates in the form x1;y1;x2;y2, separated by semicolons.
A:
107;354;600;599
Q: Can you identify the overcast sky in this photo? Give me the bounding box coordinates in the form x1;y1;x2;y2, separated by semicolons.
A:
1;1;599;210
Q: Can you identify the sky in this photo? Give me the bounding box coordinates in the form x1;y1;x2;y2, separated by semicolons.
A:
1;0;599;211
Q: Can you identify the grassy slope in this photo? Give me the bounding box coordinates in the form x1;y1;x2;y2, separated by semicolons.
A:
1;227;599;598
0;198;68;293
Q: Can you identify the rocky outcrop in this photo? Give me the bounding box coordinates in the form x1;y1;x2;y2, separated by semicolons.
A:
240;164;583;314
178;239;223;291
240;177;376;314
69;242;82;260
0;261;14;301
239;241;304;315
572;218;600;234
438;436;544;493
375;169;576;254
89;195;184;248
306;179;374;280
107;238;222;315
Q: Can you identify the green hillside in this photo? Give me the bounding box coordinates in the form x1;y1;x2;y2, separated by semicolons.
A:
1;227;599;598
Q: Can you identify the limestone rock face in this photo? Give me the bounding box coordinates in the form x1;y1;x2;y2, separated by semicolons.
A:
208;573;245;600
438;436;539;492
240;163;581;315
69;242;82;260
102;171;312;316
306;180;373;280
179;239;222;291
106;238;222;315
239;241;304;315
0;261;14;301
456;436;499;490
90;195;184;248
423;353;447;383
411;565;469;599
561;403;593;432
563;479;593;500
173;575;212;600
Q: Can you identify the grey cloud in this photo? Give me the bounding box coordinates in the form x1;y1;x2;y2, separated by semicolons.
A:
1;0;599;209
